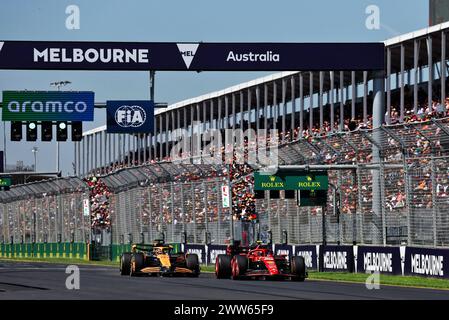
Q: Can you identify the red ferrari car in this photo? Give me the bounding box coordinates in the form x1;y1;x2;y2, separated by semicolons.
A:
215;242;307;281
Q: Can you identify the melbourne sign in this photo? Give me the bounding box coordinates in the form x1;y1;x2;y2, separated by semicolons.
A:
294;245;319;270
356;246;402;275
183;244;206;264
319;245;355;272
404;246;449;278
106;100;154;133
274;244;293;261
254;172;328;191
2;91;94;121
0;41;384;71
206;245;227;265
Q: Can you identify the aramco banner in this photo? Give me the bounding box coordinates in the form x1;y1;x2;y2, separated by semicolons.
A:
1;91;94;121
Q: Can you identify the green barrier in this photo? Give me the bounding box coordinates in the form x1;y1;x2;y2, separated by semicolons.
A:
33;243;38;257
26;243;31;257
58;243;63;258
0;242;89;260
51;243;56;257
171;243;182;254
41;243;45;258
45;243;50;258
79;243;86;260
0;243;5;257
111;244;131;261
71;243;77;259
111;244;117;261
77;243;83;259
0;242;181;261
64;243;70;258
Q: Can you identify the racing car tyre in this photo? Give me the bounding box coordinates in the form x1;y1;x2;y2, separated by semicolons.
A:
215;254;232;279
120;252;132;276
232;255;248;280
130;252;145;277
291;256;306;281
186;254;200;277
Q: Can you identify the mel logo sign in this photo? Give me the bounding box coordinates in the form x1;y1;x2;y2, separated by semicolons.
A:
177;43;199;69
2;91;94;121
106;100;154;133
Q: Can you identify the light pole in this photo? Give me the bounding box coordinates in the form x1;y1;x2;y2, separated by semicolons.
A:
32;146;38;171
50;81;72;173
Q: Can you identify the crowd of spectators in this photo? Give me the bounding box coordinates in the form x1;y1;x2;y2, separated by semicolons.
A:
85;176;111;230
84;91;449;225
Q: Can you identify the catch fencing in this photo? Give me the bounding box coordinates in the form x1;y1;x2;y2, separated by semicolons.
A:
1;119;449;249
0;177;89;244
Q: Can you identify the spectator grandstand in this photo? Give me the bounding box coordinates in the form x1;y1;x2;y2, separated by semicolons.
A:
1;21;449;247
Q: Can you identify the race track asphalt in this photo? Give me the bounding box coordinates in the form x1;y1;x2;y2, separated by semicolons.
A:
0;261;447;300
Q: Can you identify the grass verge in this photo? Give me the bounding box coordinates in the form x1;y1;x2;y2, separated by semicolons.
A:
308;271;449;290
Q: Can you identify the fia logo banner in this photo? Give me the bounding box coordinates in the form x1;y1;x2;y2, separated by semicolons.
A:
106;100;154;133
115;105;147;128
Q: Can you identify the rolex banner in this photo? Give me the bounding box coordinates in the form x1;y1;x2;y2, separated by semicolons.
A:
254;172;328;190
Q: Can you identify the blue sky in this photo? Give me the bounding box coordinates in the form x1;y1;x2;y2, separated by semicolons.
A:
0;0;428;175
